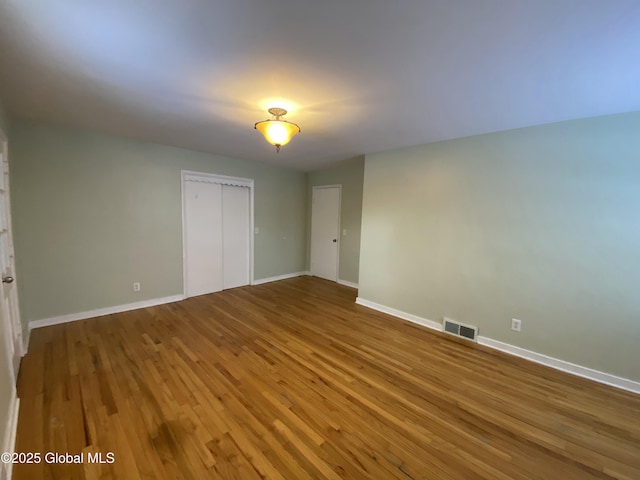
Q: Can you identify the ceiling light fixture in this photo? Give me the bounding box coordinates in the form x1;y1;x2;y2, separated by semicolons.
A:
254;107;300;152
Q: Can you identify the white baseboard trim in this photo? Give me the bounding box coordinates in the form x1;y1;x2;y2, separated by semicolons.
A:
477;337;640;395
252;271;309;285
355;297;443;332
355;296;640;395
28;294;185;331
337;279;359;289
23;327;31;355
1;395;20;480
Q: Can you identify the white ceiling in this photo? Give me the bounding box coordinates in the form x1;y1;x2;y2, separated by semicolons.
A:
1;0;639;171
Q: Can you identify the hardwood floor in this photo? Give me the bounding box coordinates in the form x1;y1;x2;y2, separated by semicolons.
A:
13;277;640;479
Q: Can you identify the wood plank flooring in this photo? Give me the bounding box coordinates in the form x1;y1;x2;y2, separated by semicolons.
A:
13;276;640;479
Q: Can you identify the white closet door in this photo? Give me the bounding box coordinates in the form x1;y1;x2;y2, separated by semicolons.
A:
184;181;223;297
222;185;250;289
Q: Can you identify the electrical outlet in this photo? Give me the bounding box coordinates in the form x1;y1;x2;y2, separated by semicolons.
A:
133;282;141;292
343;229;347;236
511;318;522;332
255;227;260;234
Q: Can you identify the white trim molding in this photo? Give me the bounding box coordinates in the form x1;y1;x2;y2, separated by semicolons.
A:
355;297;640;395
1;395;20;480
28;294;185;331
182;171;254;188
253;272;309;285
477;337;640;395
337;279;359;289
355;297;443;332
23;326;30;355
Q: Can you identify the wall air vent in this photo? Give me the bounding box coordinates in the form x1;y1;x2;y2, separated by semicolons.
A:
443;317;478;342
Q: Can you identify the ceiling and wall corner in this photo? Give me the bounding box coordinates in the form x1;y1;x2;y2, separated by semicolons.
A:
0;1;639;170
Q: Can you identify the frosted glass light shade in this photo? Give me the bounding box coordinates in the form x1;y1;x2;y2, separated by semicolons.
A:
255;119;300;149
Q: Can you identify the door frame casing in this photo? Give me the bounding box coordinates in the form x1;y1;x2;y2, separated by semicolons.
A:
310;184;342;282
0;126;23;384
181;171;255;297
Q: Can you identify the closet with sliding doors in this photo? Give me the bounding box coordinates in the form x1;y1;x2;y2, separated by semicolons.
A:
182;171;253;297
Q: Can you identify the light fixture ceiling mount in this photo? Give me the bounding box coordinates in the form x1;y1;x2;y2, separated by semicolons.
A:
254;107;301;152
267;107;287;117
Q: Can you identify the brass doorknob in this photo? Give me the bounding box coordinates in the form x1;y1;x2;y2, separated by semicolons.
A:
2;276;14;284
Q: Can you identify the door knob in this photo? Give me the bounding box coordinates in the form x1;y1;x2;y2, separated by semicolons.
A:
2;276;14;284
332;239;337;243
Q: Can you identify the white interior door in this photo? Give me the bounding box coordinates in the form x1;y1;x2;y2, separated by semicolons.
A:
311;185;341;282
0;139;23;382
184;180;223;297
222;185;250;289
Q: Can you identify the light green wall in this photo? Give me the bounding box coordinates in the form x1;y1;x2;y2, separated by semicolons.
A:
0;100;16;459
360;111;640;382
307;156;364;285
10;120;307;324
